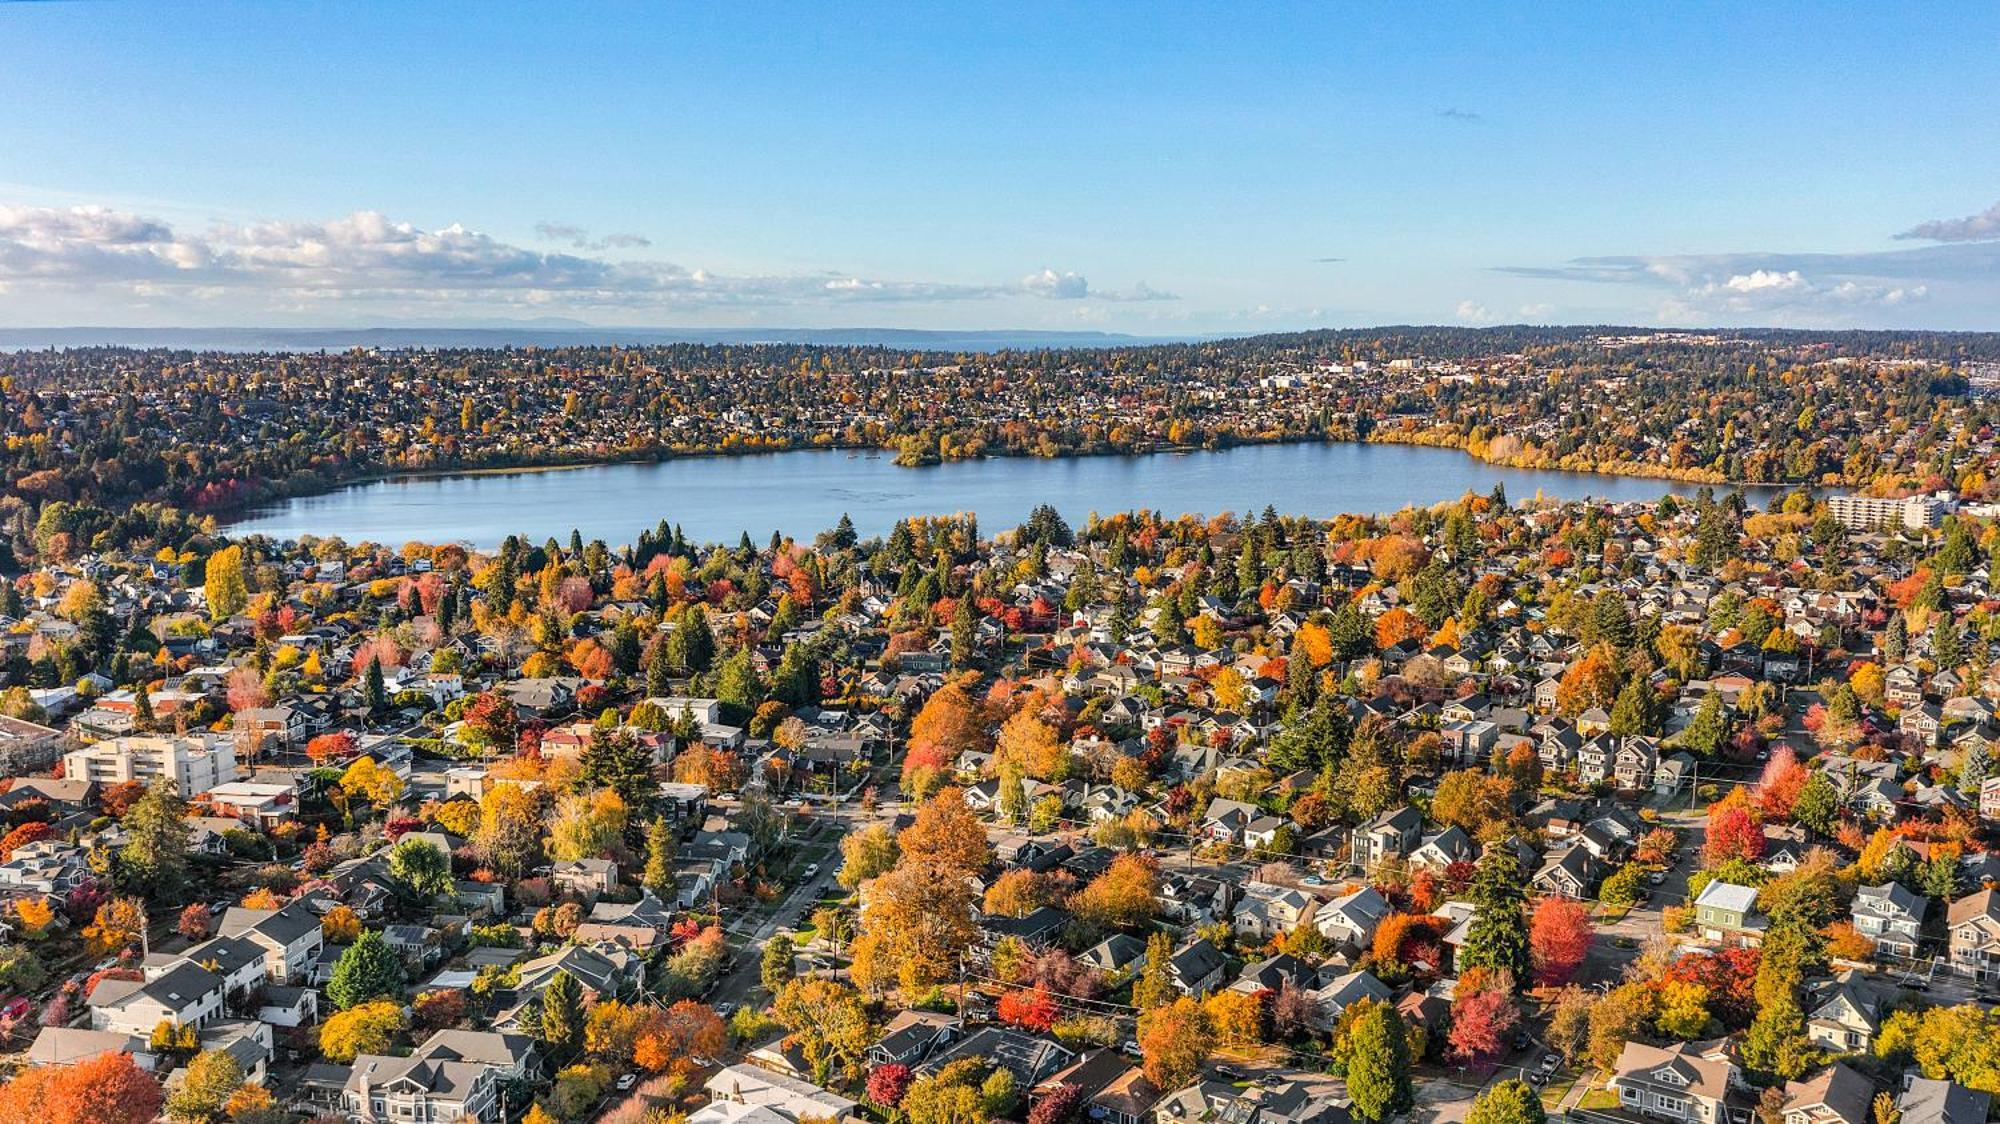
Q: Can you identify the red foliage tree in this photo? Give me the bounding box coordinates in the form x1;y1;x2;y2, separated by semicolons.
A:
1447;980;1520;1065
1756;746;1808;820
1703;798;1765;866
1528;895;1592;987
305;731;357;765
0;1049;163;1124
1030;1082;1087;1124
866;1064;913;1108
997;986;1060;1032
0;821;54;861
176;903;214;942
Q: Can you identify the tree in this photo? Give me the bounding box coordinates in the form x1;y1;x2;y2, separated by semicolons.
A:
632;1000;726;1073
1449;975;1520;1064
1460;849;1530;983
474;782;544;878
386;837;452;898
204;545;249;621
119;778;191;899
340;755;406;811
838;823;900;889
1546;986;1592;1066
1132;931;1177;1011
1740;993;1815;1081
1588;981;1655;1070
165;1048;243;1123
327;930;404;1010
772;978;873;1084
1656;980;1712;1039
539;968;583;1053
1346;999;1414;1123
580;728;654;811
1792;771;1841;836
1467;1080;1546;1124
849;862;977;994
1068;854;1158;930
83;896;146;957
1528;895;1592;987
0;1049;164;1124
763;934;797;994
1430;769;1509;836
999;987;1061;1033
1138;997;1213;1090
321;904;363;943
642;818;677;898
319;1000;406;1062
176;902;214;942
545;788;627;862
1029;1082;1086;1124
897;789;991;875
1704;794;1766;866
868;1064;915;1110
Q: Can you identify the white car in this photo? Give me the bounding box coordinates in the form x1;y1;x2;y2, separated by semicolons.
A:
616;1074;638;1092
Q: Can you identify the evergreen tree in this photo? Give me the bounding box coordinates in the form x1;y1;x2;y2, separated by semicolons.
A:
1608;675;1660;736
119;777;190;899
132;680;155;732
1460;848;1531;983
363;656;388;712
1346;1000;1414;1124
538;968;583;1054
327;929;405;1010
643;817;677;898
763;933;797;993
1676;691;1728;757
581;727;654;812
951;596;979;667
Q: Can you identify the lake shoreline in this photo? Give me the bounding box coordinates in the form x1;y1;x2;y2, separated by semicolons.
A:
221;432;1818;530
219;440;1806;550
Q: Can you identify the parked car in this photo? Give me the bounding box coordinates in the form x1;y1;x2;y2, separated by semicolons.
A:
616;1074;638;1092
1539;1054;1561;1074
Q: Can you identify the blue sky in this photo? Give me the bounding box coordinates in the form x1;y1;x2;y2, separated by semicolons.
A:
2;2;1997;332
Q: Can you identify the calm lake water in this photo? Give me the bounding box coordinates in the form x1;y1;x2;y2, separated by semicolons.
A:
222;442;1784;549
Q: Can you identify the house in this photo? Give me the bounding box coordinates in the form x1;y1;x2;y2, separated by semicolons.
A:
1804;971;1887;1053
1781;1065;1874;1124
1313;886;1389;950
1350;806;1421;868
1947;887;2000;982
868;1010;959;1067
62;732;238;797
89;960;226;1036
1168;938;1228;996
1533;844;1599;900
552;858;619;898
218;898;326;984
1693;881;1765;945
1898;1076;1991;1124
344;1052;499;1123
922;1026;1075;1086
706;1063;859;1124
1850;882;1925;959
1080;933;1149;977
1608;1040;1739;1124
1034;1050;1162;1124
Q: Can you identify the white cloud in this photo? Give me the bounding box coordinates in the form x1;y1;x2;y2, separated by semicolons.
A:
0;201;1177;317
1721;269;1806;293
1022;268;1090;299
1896;200;2000;243
1454;299;1496;323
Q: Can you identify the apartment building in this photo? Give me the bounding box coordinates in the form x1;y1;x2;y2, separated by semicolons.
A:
62;733;238;797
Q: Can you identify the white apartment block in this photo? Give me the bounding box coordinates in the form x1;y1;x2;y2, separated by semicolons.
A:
63;733;239;797
1827;494;1948;532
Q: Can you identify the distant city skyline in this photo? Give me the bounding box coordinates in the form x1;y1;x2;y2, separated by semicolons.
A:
2;3;1997;332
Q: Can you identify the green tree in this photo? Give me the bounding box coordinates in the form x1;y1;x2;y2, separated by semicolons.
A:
164;1047;244;1123
387;837;453;898
763;933;797;993
1347;999;1414;1124
643;817;676;898
1132;931;1177;1011
539;968;583;1053
327;929;405;1010
119;777;191;900
1460;848;1530;983
1467;1080;1546;1124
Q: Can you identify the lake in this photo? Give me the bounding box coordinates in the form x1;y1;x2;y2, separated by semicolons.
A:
222;442;1784;549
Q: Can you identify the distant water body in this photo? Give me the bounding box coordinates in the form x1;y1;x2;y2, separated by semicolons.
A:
222;442;1787;549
